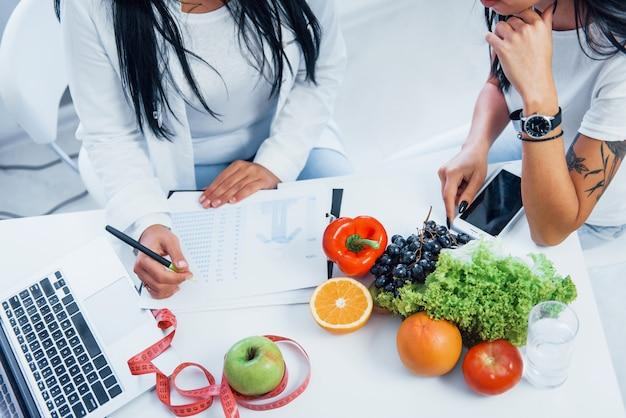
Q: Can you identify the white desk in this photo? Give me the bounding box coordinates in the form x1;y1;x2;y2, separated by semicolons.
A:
1;156;624;418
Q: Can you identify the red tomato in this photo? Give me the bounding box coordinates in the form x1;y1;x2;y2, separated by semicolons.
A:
462;340;523;395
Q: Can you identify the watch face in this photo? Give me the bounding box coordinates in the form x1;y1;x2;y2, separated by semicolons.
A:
524;116;552;138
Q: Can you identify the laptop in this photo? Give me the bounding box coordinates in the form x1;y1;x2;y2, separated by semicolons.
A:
0;238;175;418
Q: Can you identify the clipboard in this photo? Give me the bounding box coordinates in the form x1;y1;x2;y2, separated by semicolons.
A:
166;187;343;279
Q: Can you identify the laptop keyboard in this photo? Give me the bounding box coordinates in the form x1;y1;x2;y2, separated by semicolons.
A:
2;271;122;418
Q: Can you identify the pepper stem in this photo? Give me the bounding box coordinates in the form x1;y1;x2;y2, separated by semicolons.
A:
346;234;380;253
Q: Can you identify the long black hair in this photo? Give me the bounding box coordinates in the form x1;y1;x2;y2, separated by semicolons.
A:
55;0;321;139
485;0;626;91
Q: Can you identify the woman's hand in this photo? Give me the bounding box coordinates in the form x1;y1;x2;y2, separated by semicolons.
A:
199;161;280;208
133;225;192;299
486;5;557;112
438;145;489;226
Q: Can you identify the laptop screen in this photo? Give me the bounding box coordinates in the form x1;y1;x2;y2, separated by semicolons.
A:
0;321;41;418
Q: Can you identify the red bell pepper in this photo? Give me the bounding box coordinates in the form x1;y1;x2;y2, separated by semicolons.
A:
323;216;388;277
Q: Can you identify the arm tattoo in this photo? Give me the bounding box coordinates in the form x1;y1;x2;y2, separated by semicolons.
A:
566;135;589;175
567;134;626;201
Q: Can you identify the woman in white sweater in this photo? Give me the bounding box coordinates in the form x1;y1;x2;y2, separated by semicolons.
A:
57;0;348;298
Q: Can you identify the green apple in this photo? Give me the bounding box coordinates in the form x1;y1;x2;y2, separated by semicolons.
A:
224;336;285;396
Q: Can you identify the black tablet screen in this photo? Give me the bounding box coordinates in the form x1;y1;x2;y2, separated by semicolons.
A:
460;170;523;236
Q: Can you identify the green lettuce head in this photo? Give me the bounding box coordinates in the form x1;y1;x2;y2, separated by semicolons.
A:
372;240;577;346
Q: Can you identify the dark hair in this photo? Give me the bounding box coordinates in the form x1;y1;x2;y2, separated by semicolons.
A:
485;0;626;91
55;0;321;139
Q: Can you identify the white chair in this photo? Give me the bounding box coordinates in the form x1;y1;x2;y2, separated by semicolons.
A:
0;0;76;170
0;0;106;206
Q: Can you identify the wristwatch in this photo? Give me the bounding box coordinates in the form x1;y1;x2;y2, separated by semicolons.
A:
510;108;562;139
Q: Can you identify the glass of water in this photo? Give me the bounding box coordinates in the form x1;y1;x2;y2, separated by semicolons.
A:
525;301;579;388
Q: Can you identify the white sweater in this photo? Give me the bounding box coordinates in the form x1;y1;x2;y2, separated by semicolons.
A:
60;0;346;237
178;6;278;166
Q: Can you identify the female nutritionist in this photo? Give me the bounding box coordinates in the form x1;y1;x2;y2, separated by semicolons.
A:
56;0;348;298
438;0;626;248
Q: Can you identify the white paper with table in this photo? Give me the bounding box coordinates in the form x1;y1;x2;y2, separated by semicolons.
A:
137;187;331;311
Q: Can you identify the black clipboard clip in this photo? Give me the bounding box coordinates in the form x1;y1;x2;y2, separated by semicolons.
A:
326;188;344;279
167;189;202;199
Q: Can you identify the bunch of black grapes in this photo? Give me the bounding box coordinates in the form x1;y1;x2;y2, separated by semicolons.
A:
371;220;472;296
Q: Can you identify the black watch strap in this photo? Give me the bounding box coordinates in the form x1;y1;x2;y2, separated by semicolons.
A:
510;109;523;123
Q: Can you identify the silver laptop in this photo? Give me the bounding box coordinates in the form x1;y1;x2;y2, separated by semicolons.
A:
0;238;173;418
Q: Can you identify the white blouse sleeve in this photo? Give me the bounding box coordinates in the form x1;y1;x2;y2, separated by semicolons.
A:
61;0;171;237
253;0;347;182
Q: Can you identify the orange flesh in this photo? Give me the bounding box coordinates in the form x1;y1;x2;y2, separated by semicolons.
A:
313;280;369;324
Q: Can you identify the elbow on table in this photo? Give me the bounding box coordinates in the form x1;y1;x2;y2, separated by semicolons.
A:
525;203;585;247
528;223;576;247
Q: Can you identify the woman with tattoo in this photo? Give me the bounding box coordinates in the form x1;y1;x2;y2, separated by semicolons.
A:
438;0;626;248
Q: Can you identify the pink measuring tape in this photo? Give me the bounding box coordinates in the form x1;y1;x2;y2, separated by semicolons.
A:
127;309;311;417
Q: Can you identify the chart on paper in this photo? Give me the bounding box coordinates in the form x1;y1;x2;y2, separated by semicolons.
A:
169;187;330;300
172;207;245;283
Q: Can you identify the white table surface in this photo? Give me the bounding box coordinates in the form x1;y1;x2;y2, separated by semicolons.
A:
1;152;624;418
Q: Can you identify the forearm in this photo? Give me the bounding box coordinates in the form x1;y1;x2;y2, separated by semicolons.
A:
521;101;580;246
463;80;511;153
521;142;581;245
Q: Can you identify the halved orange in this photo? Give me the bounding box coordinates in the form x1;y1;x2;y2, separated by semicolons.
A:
310;278;373;334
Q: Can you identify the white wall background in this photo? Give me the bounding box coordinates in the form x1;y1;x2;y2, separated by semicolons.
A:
0;0;486;153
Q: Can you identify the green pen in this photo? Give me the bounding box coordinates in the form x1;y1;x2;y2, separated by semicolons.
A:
105;225;193;278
